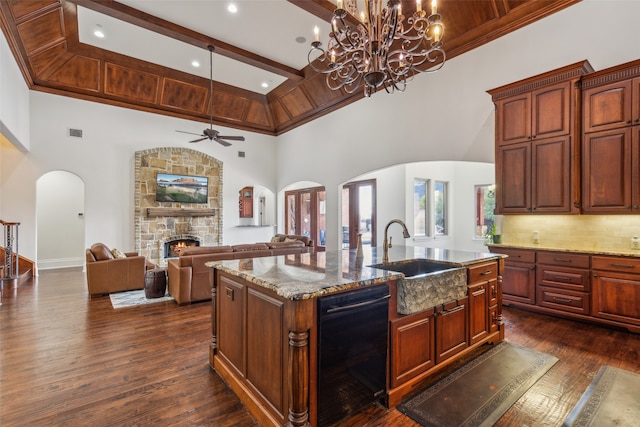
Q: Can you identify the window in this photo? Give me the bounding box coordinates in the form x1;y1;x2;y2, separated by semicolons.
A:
474;184;495;239
434;181;448;236
413;178;430;237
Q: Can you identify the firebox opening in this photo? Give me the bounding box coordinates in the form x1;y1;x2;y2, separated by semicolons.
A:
164;239;200;258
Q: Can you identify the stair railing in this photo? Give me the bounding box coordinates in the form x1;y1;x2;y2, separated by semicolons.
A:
1;219;20;280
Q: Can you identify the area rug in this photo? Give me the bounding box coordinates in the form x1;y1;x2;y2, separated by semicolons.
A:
109;289;174;309
398;342;558;427
563;365;640;427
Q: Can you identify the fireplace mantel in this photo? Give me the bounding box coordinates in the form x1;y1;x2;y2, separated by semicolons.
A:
146;208;216;217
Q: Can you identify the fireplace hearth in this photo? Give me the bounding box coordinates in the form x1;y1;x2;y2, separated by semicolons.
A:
164;238;200;258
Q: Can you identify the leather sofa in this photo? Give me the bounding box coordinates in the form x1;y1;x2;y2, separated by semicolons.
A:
85;242;152;298
167;234;314;305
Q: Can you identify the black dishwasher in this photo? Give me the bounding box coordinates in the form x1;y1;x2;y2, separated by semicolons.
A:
317;284;390;426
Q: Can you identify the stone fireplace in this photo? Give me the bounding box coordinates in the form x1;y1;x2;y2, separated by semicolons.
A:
134;147;223;266
164;236;200;258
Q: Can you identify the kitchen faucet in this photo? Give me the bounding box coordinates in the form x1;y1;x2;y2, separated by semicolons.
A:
383;219;411;263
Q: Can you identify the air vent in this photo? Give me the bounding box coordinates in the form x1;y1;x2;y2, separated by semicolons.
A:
238;151;246;158
69;128;83;138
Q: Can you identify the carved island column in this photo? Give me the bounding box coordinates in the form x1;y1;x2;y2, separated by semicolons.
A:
286;298;314;427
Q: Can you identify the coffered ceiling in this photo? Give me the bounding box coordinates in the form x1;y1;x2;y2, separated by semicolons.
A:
0;0;580;136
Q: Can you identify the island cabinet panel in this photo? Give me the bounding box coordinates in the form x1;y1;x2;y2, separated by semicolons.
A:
468;283;489;345
246;289;285;415
434;297;469;364
389;309;435;389
217;274;246;376
592;256;640;326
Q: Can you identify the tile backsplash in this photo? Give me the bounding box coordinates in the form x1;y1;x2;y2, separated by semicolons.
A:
501;215;640;253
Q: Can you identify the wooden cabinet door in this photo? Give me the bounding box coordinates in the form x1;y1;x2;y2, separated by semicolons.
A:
531;136;573;212
496;141;531;213
582;128;632;213
583;79;632;133
633;77;640;125
496;93;531;146
217;274;246;374
468;283;489;345
531;81;572;140
592;270;640;326
435;298;468;364
389;311;435;388
502;261;536;305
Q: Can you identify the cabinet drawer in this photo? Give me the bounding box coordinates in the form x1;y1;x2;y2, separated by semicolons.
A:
536;285;590;315
537;251;590;269
592;256;640;273
467;261;498;283
492;248;535;264
536;265;590;292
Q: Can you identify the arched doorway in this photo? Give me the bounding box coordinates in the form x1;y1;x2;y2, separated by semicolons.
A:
36;171;85;270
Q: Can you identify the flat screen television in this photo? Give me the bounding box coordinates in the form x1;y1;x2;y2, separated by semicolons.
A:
156;173;208;203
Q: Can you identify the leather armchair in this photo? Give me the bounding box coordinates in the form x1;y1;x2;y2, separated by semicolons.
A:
85;243;147;298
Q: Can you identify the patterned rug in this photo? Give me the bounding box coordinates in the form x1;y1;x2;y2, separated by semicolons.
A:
109;289;174;309
398;342;558;427
563;365;640;427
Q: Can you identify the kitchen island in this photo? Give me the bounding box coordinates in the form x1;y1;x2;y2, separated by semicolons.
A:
207;246;506;427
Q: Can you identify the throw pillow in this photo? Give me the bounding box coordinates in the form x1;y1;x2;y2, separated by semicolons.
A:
284;237;300;243
271;236;282;243
111;248;127;259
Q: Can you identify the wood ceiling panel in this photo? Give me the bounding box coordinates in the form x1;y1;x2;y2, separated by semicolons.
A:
279;87;314;119
302;73;344;109
16;8;64;55
104;62;159;104
245;100;273;129
47;54;99;92
441;1;500;37
160;78;208;114
270;100;292;129
28;41;68;77
212;92;249;123
505;0;531;13
8;0;60;21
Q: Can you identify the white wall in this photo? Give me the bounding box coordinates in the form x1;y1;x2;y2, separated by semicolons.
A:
2;91;277;260
275;0;640;250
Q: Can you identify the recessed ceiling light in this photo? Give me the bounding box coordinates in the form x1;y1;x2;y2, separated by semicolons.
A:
191;60;200;68
261;82;269;88
93;24;105;38
228;3;238;13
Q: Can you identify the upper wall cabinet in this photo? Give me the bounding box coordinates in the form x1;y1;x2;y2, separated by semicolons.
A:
488;61;594;215
581;59;640;213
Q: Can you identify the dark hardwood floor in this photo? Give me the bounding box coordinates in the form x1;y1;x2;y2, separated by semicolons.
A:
1;268;638;426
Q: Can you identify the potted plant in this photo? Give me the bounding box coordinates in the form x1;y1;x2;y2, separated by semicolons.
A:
484;223;502;245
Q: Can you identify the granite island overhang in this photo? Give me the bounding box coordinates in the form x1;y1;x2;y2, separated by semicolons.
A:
206;246;506;427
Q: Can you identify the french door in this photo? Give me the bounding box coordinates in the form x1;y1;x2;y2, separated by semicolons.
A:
285;186;326;251
342;179;376;250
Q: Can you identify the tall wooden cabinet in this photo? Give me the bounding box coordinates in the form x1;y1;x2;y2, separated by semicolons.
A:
488;61;593;214
581;59;640;213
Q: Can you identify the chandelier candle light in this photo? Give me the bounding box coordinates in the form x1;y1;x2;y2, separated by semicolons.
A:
308;0;445;97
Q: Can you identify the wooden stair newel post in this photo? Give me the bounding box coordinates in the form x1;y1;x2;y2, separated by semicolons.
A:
210;277;217;367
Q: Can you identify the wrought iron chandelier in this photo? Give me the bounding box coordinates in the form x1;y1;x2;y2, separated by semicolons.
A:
308;0;445;97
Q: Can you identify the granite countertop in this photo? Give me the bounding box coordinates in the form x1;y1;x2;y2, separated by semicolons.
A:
206;245;503;301
488;243;640;258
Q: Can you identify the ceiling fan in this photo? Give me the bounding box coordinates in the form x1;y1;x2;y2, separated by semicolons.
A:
176;45;245;146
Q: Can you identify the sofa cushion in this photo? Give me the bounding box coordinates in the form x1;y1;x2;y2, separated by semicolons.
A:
268;241;305;249
179;246;233;256
91;243;114;261
284;235;311;246
232;243;270;252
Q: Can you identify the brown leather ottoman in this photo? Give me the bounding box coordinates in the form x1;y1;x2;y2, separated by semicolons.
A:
144;268;167;298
